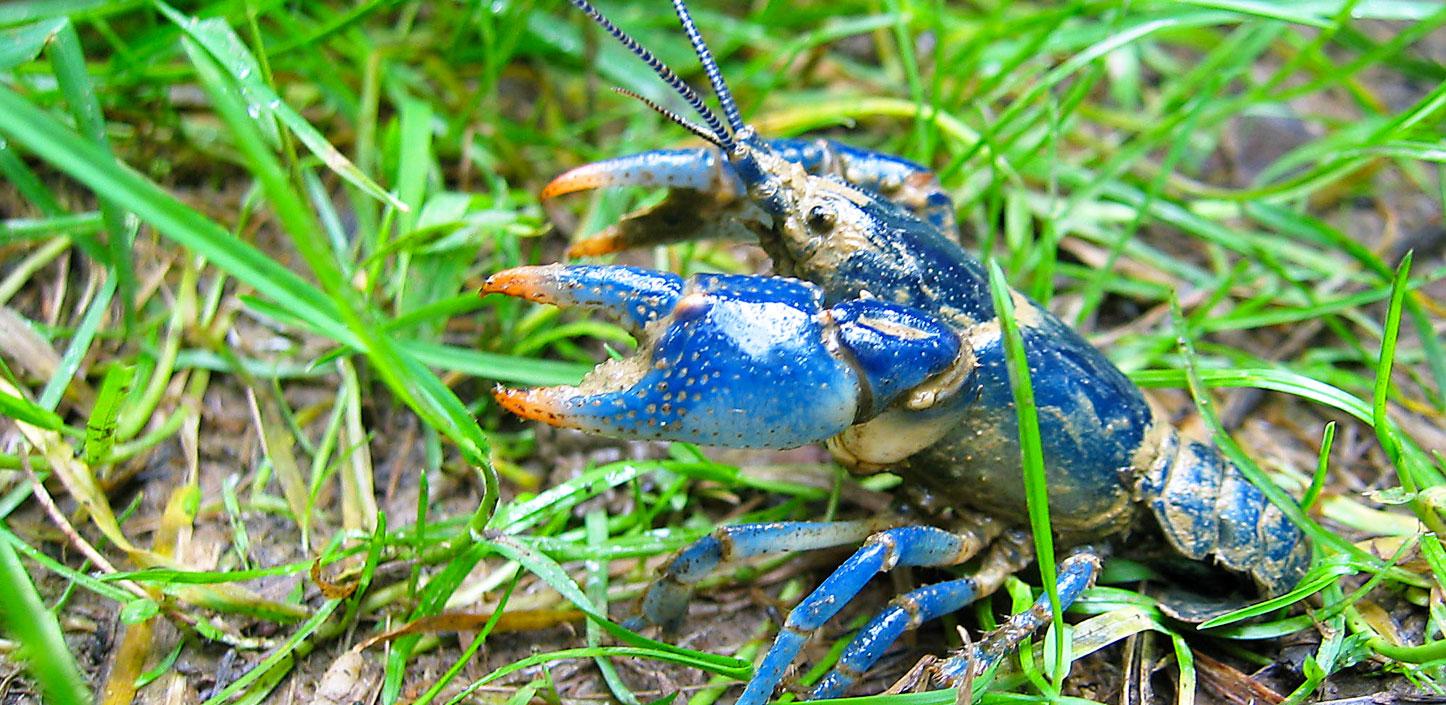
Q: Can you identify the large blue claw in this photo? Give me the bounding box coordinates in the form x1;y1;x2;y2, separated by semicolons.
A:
485;266;963;449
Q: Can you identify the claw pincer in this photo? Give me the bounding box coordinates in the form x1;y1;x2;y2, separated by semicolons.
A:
485;264;961;448
488;0;1313;701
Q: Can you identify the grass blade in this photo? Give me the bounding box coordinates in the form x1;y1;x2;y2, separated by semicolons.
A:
986;261;1066;691
155;2;408;213
0;535;91;705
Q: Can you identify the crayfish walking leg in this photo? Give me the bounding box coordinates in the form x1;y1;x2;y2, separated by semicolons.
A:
633;519;894;633
927;553;1103;689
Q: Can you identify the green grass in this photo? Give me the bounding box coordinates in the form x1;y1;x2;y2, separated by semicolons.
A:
0;1;1443;703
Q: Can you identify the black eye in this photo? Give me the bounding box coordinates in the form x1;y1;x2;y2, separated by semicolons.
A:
806;204;836;233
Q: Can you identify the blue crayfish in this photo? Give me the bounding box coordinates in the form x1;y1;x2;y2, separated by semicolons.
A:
485;1;1311;701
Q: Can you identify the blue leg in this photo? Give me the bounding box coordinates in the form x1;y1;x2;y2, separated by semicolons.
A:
930;551;1102;687
634;519;893;632
735;525;994;705
809;534;1034;699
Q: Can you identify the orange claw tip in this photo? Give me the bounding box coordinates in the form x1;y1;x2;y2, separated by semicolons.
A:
492;385;574;426
566;232;628;258
480;266;553;302
541;164;613;200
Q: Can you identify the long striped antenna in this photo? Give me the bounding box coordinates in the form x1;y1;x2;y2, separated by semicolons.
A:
568;0;735;152
670;0;745;133
611;88;726;149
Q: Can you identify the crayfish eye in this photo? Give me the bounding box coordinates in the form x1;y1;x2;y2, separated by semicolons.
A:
806;204;837;233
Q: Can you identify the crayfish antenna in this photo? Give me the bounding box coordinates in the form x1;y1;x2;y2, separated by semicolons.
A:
662;0;794;219
611;87;726;150
670;0;745;133
562;0;791;222
565;0;735;151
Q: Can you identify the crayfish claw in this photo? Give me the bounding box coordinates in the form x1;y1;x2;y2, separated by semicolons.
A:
488;268;958;449
565;230;631;258
541;148;769;256
488;271;866;447
565;190;762;258
483;264;683;332
541;148;735;201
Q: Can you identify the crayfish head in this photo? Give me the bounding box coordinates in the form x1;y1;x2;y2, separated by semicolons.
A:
727;132;881;280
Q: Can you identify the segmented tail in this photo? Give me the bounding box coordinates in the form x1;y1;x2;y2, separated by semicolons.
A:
1138;430;1311;594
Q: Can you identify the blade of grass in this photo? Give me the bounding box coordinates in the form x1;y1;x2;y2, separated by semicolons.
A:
0;17;67;70
0;142;65;217
0;533;91;705
1370;253;1444;532
1298;421;1336;513
49;19;133;322
113;255;191;441
0;390;67;433
484;532;752;678
80;362;132;467
1130;366;1440;486
411;573;520;705
586;508;639;705
198;598;342;705
381;541;489;703
38;276;117;413
986;260;1066;692
181;35;497;502
155;1;408;213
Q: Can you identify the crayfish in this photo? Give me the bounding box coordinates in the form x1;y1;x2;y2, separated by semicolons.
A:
484;1;1310;701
